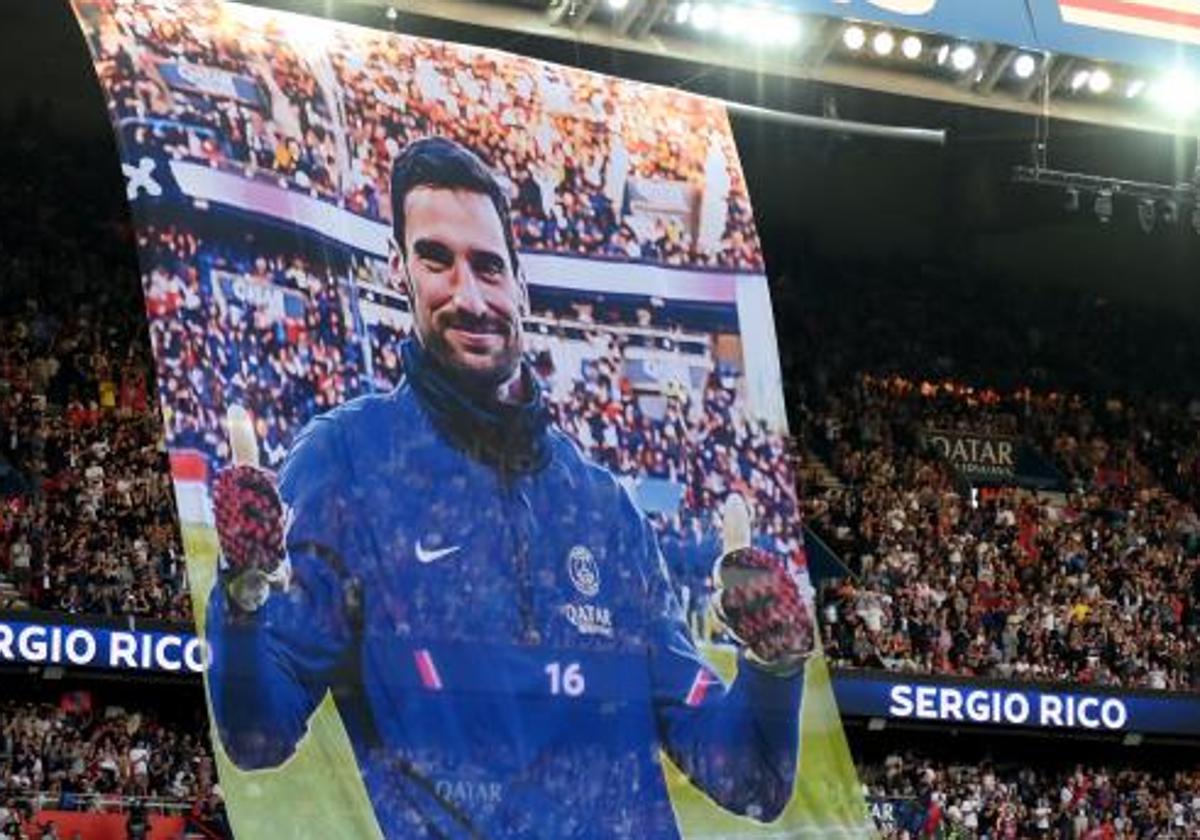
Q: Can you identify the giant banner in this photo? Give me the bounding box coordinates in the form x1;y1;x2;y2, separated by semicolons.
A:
70;0;871;837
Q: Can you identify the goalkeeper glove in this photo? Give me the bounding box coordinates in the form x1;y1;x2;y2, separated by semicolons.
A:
212;464;289;613
712;546;815;677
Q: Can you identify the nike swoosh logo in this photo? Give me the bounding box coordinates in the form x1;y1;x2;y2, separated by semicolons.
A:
415;542;462;564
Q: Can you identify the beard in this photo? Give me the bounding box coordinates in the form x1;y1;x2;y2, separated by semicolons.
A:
418;307;522;394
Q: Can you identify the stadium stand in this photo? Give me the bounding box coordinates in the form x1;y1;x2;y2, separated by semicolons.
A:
806;374;1199;690
0;108;188;622
859;748;1200;838
768;263;1200;693
0;677;226;839
3;2;1200;830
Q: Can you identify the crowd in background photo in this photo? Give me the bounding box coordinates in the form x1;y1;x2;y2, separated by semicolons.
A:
80;0;764;273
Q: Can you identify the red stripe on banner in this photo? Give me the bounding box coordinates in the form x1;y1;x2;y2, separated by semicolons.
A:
413;649;443;690
792;547;809;570
169;449;209;482
1060;0;1200;30
685;669;718;707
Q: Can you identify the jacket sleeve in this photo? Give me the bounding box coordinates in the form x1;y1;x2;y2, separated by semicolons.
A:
625;496;803;822
206;416;361;770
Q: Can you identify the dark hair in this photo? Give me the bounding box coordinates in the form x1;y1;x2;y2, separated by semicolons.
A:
390;136;520;274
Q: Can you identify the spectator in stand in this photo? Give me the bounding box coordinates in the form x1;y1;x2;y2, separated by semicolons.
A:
0;107;188;621
860;750;1200;839
0;695;217;818
806;374;1199;692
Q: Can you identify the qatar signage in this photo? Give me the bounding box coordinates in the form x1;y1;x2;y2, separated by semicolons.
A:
924;429;1063;488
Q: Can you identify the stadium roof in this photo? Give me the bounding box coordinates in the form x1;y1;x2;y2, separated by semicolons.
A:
340;0;1200;138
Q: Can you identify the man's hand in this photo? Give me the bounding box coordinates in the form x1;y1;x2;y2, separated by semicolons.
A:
213;406;289;613
712;495;815;676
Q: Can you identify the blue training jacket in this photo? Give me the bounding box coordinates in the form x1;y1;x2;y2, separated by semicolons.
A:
206;339;803;839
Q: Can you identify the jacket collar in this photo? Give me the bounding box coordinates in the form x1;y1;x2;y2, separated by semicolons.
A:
401;338;551;475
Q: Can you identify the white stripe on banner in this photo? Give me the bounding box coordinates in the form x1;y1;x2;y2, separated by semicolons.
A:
866;0;938;13
1060;6;1200;43
168;160;748;304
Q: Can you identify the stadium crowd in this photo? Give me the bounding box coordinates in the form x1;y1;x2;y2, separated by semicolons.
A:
807;374;1200;691
0;695;215;809
6;120;1199;699
780;261;1200;692
0;689;230;840
0;108;188;621
862;749;1200;839
78;0;764;271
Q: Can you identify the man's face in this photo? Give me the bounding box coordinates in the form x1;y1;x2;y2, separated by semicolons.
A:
398;187;524;390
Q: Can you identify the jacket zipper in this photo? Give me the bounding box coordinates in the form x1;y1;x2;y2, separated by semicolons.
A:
505;475;539;645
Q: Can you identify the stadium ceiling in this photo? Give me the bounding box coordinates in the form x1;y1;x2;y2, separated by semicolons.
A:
347;0;1200;138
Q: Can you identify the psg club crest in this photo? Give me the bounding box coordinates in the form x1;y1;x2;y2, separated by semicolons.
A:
567;545;600;598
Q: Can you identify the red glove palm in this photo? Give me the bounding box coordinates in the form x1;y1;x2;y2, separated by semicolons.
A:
212;464;287;612
713;546;814;668
712;495;814;674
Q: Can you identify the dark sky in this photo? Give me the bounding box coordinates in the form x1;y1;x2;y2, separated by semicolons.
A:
3;0;1198;317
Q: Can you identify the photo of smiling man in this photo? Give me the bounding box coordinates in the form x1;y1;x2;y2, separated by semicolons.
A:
204;136;817;839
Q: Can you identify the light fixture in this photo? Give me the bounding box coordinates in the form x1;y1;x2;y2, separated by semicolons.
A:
950;45;977;72
1137;198;1156;234
1088;68;1112;94
607;0;630;9
1095;189;1113;224
901;35;923;60
691;2;717;30
872;30;895;56
1149;70;1200;118
1013;53;1037;79
936;43;950;66
1162;200;1179;226
1125;78;1146;98
384;3;398;20
843;25;867;51
740;7;772;44
674;2;692;24
1064;188;1080;213
1071;69;1091;92
775;15;802;47
719;4;744;36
